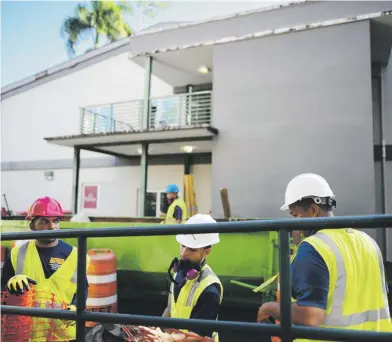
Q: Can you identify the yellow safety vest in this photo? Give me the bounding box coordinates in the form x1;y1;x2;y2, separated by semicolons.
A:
165;198;188;224
293;228;392;342
10;241;82;341
169;264;223;341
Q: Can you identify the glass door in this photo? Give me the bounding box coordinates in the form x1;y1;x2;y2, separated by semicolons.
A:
137;189;166;217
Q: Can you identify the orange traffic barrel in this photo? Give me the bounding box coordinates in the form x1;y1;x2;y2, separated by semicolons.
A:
86;249;118;327
1;246;7;273
1;288;34;341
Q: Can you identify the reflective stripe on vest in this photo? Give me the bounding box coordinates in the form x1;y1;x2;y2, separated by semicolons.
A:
313;232;390;327
16;242;29;275
186;267;212;307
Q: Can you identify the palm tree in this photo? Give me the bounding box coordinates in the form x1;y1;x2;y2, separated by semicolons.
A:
61;1;165;56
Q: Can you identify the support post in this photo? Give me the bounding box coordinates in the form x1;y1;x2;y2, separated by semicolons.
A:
142;56;152;130
184;154;192;175
139;56;152;217
72;147;81;214
139;143;149;217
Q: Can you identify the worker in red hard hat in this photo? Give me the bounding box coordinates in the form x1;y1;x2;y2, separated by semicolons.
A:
1;196;89;341
257;173;392;338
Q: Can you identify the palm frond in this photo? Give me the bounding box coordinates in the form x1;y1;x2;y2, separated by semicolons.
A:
61;0;165;56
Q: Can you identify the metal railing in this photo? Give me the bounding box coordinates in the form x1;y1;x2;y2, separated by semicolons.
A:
80;91;212;134
2;215;392;342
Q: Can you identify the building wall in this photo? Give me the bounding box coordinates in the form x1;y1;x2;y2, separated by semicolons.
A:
0;52;173;163
0;51;207;218
1;164;212;216
130;1;391;56
382;46;392;261
211;21;375;219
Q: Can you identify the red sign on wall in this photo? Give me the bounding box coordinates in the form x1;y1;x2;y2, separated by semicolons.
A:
83;185;98;209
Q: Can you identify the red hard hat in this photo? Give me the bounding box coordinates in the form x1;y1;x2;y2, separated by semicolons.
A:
26;197;64;220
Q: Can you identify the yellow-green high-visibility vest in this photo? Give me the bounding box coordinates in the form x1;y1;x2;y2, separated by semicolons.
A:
10;241;84;341
168;264;223;341
165;198;188;224
293;228;392;342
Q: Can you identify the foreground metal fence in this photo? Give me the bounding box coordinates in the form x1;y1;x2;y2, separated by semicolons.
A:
2;215;392;342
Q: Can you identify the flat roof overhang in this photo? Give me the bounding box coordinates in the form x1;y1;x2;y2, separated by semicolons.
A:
131;45;213;88
129;11;392;88
44;125;218;158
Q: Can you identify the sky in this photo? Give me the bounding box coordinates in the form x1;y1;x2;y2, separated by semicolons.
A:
1;0;284;88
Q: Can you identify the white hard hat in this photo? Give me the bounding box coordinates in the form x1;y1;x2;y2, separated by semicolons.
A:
176;214;220;249
281;173;335;210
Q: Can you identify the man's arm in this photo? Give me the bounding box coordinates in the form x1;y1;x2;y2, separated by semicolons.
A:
1;254;15;290
173;206;183;224
71;254;90;306
70;275;89;306
258;242;329;326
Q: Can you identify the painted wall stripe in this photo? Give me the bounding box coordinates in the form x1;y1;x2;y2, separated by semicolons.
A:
87;273;117;284
87;294;117;306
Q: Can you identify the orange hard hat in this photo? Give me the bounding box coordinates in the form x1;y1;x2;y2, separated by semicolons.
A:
26;197;64;220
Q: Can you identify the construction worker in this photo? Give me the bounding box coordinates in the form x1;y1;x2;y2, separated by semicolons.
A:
257;173;392;339
164;184;188;224
140;214;223;341
1;196;89;341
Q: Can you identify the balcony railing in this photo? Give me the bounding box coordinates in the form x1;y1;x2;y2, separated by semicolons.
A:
80;91;212;135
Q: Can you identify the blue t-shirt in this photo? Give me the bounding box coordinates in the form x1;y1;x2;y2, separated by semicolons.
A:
172;270;221;337
1;240;88;305
291;242;329;309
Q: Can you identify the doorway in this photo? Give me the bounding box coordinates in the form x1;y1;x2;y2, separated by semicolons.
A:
136;189;167;217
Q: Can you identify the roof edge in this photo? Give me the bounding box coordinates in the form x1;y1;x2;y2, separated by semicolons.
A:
1;38;132;97
131;10;392;58
1;0;309;97
135;0;310;36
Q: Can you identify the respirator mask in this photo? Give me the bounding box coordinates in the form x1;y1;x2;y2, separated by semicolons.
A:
167;257;205;285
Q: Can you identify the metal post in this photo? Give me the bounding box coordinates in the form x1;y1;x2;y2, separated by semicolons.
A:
76;236;87;341
139;143;149;217
184;154;192;175
72;147;81;215
279;228;292;342
380;66;389;261
139;56;152;217
142;56;152;130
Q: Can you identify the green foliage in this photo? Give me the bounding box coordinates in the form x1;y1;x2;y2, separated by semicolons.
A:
61;1;167;56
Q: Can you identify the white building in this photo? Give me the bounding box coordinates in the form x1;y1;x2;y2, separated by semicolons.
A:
2;1;392;232
1;42;213;217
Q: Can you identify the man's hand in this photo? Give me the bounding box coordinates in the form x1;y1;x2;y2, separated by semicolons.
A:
257;302;274;323
7;275;37;295
138;326;186;342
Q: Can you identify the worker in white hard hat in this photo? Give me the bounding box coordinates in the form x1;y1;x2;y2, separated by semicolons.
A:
257;173;392;339
140;214;223;342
